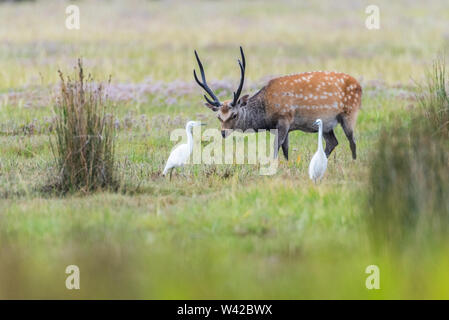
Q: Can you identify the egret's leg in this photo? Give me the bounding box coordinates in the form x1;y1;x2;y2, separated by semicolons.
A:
169;168;173;181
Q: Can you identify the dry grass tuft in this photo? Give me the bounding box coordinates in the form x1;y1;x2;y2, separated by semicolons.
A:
49;59;118;194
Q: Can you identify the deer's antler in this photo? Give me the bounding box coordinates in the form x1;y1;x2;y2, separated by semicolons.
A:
231;46;246;106
193;50;221;107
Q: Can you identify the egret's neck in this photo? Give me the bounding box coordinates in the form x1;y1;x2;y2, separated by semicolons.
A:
318;123;323;151
186;125;194;152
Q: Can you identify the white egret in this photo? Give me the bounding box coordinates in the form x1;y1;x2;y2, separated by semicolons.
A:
163;121;204;180
308;119;328;183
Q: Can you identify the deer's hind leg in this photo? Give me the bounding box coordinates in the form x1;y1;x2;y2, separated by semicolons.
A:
337;112;358;160
323;130;338;158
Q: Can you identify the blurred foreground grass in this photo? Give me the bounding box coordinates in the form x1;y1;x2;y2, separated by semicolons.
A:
1;0;449;299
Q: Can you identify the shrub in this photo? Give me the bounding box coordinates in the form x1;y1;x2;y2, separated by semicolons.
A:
417;59;449;138
367;58;449;248
50;59;118;193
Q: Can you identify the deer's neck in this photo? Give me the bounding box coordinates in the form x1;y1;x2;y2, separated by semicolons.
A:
235;87;267;131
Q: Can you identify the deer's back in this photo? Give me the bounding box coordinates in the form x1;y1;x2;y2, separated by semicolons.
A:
263;71;362;131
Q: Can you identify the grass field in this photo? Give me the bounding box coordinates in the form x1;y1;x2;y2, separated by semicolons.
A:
1;0;449;299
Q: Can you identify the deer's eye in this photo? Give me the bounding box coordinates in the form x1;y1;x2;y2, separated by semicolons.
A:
231;113;238;119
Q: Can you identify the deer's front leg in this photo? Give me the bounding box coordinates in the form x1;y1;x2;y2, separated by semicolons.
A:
281;133;289;160
274;122;289;159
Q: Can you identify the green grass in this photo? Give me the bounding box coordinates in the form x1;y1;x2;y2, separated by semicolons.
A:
1;0;449;299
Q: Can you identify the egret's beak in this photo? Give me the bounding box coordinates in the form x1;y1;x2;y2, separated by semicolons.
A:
201;123;206;126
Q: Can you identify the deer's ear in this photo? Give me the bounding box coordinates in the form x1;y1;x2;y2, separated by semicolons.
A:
237;94;250;107
204;102;220;112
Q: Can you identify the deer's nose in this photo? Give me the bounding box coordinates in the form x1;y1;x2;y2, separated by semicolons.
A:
221;130;226;138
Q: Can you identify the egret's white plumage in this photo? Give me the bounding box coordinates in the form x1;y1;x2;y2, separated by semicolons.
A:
163;121;203;179
308;119;328;183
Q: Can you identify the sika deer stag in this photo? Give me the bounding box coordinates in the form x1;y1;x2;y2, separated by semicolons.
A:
194;47;361;160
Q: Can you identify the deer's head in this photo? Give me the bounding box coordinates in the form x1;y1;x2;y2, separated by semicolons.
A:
194;47;248;138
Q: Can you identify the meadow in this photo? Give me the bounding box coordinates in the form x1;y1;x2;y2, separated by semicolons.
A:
1;0;449;299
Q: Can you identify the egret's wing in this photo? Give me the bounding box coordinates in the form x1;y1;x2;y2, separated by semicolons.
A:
309;152;318;179
316;152;328;179
166;144;190;167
